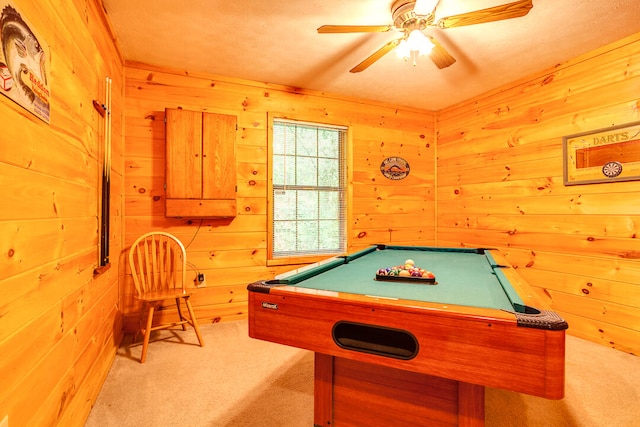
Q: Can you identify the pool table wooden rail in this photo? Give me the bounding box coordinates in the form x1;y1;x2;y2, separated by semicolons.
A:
247;283;566;400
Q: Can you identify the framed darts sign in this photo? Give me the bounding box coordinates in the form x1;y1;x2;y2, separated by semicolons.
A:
563;121;640;185
0;1;51;123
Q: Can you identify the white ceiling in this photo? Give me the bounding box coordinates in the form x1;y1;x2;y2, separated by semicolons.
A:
102;0;640;111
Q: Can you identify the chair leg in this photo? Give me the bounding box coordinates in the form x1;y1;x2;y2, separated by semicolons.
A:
175;297;187;331
140;303;156;363
133;301;147;343
184;297;204;347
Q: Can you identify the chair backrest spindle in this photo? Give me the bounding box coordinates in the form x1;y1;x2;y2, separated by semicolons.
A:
129;232;187;297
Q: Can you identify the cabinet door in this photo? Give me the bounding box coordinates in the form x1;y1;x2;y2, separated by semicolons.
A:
165;108;237;218
165;109;202;199
202;112;237;200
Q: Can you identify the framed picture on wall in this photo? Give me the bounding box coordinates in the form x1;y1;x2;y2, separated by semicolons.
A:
562;121;640;185
0;1;51;123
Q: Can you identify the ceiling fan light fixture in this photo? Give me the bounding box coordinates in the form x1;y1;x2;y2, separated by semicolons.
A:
396;39;411;60
397;30;433;65
319;0;534;72
407;29;433;55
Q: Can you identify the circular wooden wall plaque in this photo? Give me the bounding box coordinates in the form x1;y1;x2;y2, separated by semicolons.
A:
380;157;410;180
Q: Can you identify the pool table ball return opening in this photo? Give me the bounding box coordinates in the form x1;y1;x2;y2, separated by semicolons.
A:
247;245;568;427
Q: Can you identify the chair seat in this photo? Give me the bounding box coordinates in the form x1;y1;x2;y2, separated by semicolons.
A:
138;289;192;301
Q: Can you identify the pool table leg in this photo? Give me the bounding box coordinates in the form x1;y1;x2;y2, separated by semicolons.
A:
314;353;333;427
459;382;485;427
313;353;485;426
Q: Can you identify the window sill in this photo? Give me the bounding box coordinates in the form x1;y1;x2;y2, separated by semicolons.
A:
267;253;345;267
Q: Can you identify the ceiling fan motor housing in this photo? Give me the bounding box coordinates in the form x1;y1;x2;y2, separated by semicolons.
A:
392;0;433;32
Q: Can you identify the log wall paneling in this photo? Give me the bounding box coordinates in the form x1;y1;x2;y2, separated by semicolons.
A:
436;33;640;355
2;2;638;425
122;35;640;355
0;0;124;425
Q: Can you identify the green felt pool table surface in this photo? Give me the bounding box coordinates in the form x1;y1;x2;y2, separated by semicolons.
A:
276;245;523;313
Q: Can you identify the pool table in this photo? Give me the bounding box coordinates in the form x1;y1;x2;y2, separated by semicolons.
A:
247;245;568;427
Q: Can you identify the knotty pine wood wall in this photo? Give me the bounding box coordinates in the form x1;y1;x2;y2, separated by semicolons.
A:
123;63;437;330
124;35;640;356
437;33;640;355
1;5;636;424
0;0;123;425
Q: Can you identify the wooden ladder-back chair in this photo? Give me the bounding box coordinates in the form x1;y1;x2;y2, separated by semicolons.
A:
128;231;204;363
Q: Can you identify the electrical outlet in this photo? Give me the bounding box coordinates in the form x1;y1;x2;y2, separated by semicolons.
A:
195;273;206;288
0;415;8;427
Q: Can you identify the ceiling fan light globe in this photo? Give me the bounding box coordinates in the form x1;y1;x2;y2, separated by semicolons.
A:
407;29;433;55
396;39;411;59
419;42;434;55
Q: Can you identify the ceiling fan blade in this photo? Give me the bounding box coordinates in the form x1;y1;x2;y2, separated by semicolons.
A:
350;39;401;73
318;25;394;33
435;0;533;29
428;37;456;69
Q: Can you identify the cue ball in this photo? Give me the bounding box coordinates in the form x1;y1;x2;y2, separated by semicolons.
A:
405;259;415;266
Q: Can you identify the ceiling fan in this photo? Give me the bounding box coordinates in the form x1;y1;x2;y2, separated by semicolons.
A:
317;0;533;72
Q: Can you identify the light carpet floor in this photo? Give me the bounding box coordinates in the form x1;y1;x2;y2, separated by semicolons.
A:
85;320;640;427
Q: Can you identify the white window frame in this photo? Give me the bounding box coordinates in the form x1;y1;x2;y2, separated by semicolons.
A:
267;114;349;266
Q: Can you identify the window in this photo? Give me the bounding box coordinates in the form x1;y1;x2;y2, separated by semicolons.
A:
269;118;347;261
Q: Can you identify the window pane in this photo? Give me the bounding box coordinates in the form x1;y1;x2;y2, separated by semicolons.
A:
297;190;318;220
297;127;317;157
319;219;340;248
319;191;339;219
318;158;338;187
283;155;297;186
318;129;339;158
284;125;296;155
272;125;285;154
273;190;297;220
273;155;297;187
273;221;296;253
297;220;319;251
272;155;285;185
273;124;297;155
296;157;317;186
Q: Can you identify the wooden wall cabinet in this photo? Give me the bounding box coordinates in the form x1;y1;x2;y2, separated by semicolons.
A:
165;108;237;218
